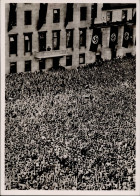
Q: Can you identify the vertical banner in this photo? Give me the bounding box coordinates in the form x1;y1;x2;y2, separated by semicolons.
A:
109;26;118;48
8;3;17;32
64;3;73;27
91;3;97;26
122;25;133;48
89;28;102;52
37;3;48;30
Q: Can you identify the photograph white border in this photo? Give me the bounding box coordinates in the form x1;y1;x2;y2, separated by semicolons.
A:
1;0;140;195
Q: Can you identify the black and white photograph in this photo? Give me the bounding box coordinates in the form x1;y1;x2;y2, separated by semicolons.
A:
1;0;140;195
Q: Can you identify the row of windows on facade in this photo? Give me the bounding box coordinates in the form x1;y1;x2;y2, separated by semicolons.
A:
10;7;86;27
10;7;130;27
9;24;134;56
9;29;86;55
9;54;85;73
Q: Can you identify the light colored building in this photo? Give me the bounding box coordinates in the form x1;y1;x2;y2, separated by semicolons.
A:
5;3;136;74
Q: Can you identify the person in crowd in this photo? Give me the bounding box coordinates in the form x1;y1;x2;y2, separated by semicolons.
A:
5;56;136;190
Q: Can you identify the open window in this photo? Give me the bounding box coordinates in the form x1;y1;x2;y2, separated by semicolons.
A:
66;55;72;66
80;7;87;21
24;33;32;54
79;28;86;48
53;9;60;23
25;60;31;72
39;59;45;70
66;29;73;48
79;53;85;64
106;11;112;22
24;10;32;25
9;34;17;56
52;30;60;50
122;10;127;21
39;31;46;51
10;62;17;73
96;53;101;60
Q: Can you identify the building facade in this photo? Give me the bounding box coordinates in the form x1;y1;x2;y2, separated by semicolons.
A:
5;3;136;74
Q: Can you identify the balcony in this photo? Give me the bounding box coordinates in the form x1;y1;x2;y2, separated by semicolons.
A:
34;49;67;59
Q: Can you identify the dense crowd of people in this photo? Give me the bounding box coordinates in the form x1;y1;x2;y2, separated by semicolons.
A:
5;56;136;190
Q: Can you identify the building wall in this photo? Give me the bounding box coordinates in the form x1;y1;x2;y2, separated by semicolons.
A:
5;3;136;74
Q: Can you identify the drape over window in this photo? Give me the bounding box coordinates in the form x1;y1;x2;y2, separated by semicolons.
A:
37;3;48;30
64;3;73;27
91;3;97;26
109;26;118;48
89;28;102;52
8;3;17;32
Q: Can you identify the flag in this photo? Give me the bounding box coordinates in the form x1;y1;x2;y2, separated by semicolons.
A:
64;3;73;27
109;26;118;48
37;3;48;30
8;3;17;32
91;3;97;26
122;25;133;48
89;28;102;52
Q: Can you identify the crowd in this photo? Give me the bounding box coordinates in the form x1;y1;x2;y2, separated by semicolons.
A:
5;56;136;190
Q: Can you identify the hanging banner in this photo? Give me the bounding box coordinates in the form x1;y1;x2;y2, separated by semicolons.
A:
64;3;73;27
37;3;48;30
109;26;118;48
122;25;133;48
89;28;102;52
91;3;97;26
8;3;17;32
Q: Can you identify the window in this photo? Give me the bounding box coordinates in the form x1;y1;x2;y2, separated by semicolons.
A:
53;9;60;23
10;62;17;73
80;7;87;21
9;34;17;56
106;11;112;22
66;55;72;66
126;53;132;57
39;59;45;70
96;53;101;60
25;60;31;72
25;11;32;25
52;31;60;50
122;10;127;21
39;32;46;51
24;33;32;54
66;29;73;48
132;8;136;21
79;28;86;47
79;53;85;64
